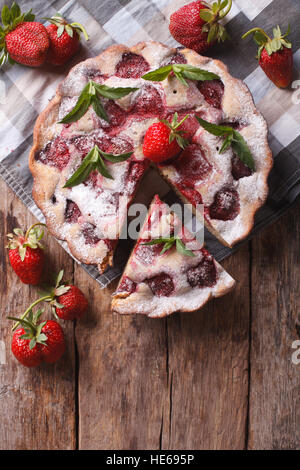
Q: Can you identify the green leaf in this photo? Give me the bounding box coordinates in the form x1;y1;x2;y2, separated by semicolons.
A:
253;30;266;46
1;5;11;26
92;96;109;121
176;238;195;257
57;24;64;38
160;240;175;255
231;130;255;171
196;117;255;171
142;65;173;81
199;10;214;22
56;270;64;287
99;150;133;163
64;159;95;188
142;64;219;87
29;338;36;350
59;87;92;124
96;157;113;180
142;236;195;257
219;134;233;153
94;84;139;100
207;23;218;44
173;64;220;82
37;333;48;342
173;69;188;86
23;10;35;22
143;237;176;246
58;82;138;125
10;2;21;20
196;116;233;136
64;145;132;188
65;24;73;37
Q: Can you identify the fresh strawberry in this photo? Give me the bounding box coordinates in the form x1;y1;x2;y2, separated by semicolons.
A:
44;13;89;66
0;3;49;67
143;113;189;163
11;270;88;332
7;223;46;285
9;310;65;367
242;25;293;88
55;285;88;320
169;0;232;54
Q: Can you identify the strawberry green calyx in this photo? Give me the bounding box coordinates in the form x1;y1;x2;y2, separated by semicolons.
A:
0;1;35;65
242;25;292;59
199;0;232;44
6;223;47;261
160;113;190;150
11;270;71;331
44;12;89;40
8;309;48;350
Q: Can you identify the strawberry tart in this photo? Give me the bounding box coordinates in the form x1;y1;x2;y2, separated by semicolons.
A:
29;41;272;275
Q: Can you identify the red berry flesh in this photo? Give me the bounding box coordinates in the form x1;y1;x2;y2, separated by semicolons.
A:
56;285;88;320
143;122;181;163
146;273;175;297
8;246;45;285
39;321;65;364
11;328;42;367
5;22;49;67
115;52;150;78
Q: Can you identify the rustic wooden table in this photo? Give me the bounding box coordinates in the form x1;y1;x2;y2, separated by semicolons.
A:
0;178;299;450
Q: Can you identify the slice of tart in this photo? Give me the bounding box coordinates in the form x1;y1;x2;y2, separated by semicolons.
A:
112;195;235;318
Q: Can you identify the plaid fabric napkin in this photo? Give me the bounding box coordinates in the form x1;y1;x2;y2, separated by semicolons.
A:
1;0;300;287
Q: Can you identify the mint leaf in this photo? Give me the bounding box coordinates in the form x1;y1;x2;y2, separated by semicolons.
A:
196;116;255;171
64;145;132;188
142;65;173;82
196;117;233;136
173;64;219;82
231;130;255;171
93;84;139;100
143;236;195;257
175;238;195;257
142;64;219;86
59;81;138;124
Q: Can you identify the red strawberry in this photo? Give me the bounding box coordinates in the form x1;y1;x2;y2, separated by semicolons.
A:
242;25;293;88
55;285;88;320
0;3;49;67
7;223;46;285
169;0;232;54
9;310;65;368
143;113;189;163
45;13;89;66
10;270;88;332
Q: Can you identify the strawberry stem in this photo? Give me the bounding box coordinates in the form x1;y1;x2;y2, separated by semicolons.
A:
70;22;89;41
11;295;51;332
24;222;47;240
242;27;271;42
219;0;232;19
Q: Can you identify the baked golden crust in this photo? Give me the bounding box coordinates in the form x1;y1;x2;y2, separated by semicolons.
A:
29;40;272;274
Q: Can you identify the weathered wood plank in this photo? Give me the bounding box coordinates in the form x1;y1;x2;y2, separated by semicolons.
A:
76;243;250;450
162;244;250;450
75;265;168;450
249;204;300;450
0;181;76;450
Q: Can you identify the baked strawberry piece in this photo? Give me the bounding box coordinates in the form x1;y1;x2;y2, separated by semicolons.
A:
112;195;235;318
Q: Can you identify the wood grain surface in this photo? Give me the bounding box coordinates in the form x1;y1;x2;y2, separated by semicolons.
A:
0;179;299;450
